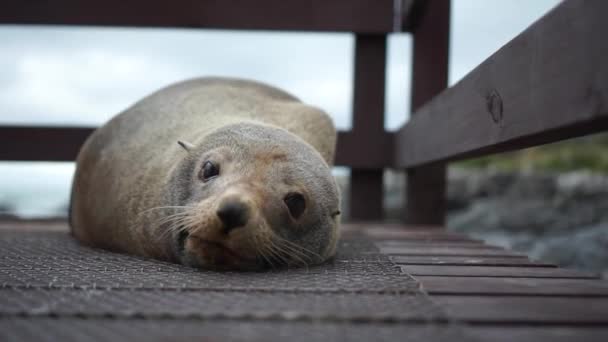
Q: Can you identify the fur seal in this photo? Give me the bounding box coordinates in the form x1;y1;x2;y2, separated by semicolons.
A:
70;77;341;270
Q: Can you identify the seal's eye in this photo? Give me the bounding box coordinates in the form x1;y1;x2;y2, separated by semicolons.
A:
284;192;306;219
200;161;220;181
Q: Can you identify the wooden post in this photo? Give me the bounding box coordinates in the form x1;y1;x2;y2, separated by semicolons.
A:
405;0;450;225
350;34;387;221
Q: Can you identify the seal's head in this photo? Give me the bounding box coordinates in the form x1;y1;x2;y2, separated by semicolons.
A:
163;123;340;270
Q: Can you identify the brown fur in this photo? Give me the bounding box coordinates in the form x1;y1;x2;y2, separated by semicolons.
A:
70;77;340;270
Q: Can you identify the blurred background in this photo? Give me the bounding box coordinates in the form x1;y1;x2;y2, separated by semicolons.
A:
2;0;607;274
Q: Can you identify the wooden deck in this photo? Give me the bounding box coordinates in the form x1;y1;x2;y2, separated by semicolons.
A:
1;221;607;341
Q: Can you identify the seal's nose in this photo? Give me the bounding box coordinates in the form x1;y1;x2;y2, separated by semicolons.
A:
216;200;249;233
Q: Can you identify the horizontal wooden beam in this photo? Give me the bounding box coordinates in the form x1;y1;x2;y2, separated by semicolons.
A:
0;126;91;162
0;126;394;168
0;0;405;33
335;131;394;169
395;0;608;168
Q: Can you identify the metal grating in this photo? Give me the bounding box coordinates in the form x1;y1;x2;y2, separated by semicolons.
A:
0;288;440;321
0;318;467;342
0;226;472;341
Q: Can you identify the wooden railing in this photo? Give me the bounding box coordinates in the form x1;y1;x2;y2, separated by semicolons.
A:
396;0;608;167
1;0;606;224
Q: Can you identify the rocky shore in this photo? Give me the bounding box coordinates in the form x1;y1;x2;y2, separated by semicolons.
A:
446;169;608;275
376;169;608;275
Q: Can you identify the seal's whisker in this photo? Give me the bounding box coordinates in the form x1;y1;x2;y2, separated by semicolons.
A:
265;240;291;267
275;235;322;261
156;211;191;227
152;211;195;241
263;241;283;262
138;205;197;242
280;236;322;258
154;221;186;242
259;221;303;267
273;243;313;271
162;216;190;233
139;205;195;216
270;239;307;263
271;234;319;263
260;240;277;269
157;210;190;226
154;215;185;230
267;238;307;267
273;239;312;260
254;234;276;270
264;234;305;266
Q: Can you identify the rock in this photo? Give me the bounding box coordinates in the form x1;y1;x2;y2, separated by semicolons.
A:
448;168;516;201
0;202;19;221
446;169;608;273
448;198;568;234
505;172;556;199
529;223;608;273
343;167;608;272
556;171;608;196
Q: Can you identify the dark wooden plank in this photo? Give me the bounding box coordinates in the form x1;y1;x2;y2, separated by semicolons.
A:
351;35;387;134
0;126;92;161
376;240;500;248
344;223;447;231
0;126;388;167
379;246;523;257
435;296;608;324
349;170;384;220
395;0;608;168
361;226;480;242
409;0;450;125
418;276;608;296
0;0;402;33
349;34;387;220
465;327;608;342
400;265;599;279
405;164;447;224
369;233;481;242
399;0;425;32
404;0;450;224
334;131;393;168
391;255;553;267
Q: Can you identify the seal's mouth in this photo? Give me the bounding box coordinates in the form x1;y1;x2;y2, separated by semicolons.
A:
194;237;261;270
174;220;314;271
195;238;245;261
176;227;263;270
176;228;241;258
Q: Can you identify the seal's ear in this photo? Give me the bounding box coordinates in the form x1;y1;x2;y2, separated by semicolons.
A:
177;140;195;152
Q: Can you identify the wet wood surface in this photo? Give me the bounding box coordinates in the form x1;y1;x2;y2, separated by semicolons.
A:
356;222;608;340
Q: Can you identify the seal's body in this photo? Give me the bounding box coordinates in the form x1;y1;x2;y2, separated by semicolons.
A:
70;77;341;270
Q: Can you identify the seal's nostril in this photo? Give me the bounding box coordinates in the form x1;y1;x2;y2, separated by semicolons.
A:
216;201;249;233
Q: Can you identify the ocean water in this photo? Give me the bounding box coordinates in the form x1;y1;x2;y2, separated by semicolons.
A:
0;162;74;218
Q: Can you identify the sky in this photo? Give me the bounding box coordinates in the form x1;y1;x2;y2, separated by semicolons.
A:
0;0;561;217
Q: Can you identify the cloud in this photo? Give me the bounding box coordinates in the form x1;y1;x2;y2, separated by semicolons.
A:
0;27;358;129
1;49;183;126
450;0;561;84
